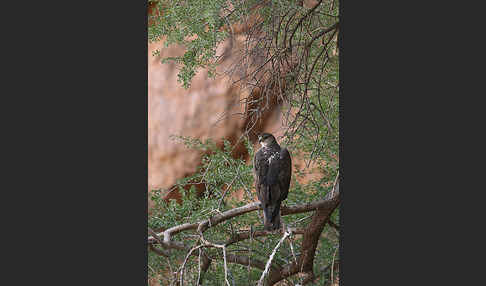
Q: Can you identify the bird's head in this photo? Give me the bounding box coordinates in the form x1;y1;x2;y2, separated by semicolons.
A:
258;133;277;148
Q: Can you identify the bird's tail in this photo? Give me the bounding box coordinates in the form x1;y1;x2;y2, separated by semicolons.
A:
263;202;282;231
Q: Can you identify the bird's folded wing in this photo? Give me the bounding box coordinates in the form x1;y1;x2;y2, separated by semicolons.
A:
278;148;292;201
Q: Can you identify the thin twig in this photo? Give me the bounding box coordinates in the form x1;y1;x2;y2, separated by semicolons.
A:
258;228;291;286
331;246;338;284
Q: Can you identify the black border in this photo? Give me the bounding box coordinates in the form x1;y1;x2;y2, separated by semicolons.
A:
2;0;477;284
3;1;147;284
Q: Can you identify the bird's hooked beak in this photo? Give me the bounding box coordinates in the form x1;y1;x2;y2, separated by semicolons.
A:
258;135;267;147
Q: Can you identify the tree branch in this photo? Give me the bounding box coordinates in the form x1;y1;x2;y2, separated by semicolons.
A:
148;195;338;244
328;220;339;232
197;248;212;285
225;253;269;271
268;180;340;285
258;229;291;286
226;228;305;246
148;182;340;285
148;243;169;257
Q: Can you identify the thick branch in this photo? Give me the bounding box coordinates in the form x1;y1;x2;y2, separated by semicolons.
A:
226;228;305;246
226;253;268;271
148;243;169;257
281;199;335;215
198;202;260;233
148;197;337;244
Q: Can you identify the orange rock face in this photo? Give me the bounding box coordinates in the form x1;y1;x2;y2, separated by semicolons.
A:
148;30;266;204
149;41;239;189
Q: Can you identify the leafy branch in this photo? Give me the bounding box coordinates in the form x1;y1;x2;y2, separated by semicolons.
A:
148;178;339;285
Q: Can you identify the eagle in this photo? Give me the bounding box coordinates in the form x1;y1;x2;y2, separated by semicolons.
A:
253;133;292;231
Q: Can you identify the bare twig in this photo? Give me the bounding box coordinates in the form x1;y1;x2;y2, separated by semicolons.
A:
179;244;203;286
222;246;231;286
331;246;338;284
258;229;291;286
288;234;298;265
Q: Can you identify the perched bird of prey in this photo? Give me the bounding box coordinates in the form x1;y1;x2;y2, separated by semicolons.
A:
253;133;292;231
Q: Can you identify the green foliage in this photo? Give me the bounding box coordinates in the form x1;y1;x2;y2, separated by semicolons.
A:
149;135;339;284
148;0;235;88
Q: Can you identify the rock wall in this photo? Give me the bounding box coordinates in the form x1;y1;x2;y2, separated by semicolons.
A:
150;41;239;193
147;27;275;204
